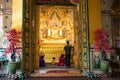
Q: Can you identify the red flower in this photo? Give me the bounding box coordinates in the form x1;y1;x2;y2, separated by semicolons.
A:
5;29;21;55
94;28;112;52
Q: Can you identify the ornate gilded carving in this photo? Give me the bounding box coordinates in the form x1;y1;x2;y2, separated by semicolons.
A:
78;0;89;72
22;0;35;73
111;0;120;14
39;6;74;62
39;6;74;43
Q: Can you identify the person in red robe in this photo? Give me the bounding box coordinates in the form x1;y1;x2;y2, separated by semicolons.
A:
57;54;65;66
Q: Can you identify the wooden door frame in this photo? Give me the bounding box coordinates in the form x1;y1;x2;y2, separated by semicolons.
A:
22;0;90;73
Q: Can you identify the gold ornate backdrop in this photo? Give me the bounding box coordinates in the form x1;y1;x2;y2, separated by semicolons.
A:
38;6;74;62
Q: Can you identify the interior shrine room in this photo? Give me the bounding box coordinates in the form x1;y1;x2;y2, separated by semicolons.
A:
0;0;120;80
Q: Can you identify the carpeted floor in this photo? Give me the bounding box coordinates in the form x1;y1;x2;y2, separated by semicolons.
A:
46;70;68;73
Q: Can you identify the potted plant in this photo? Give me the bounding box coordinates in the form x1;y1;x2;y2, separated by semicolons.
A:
5;28;21;74
94;28;113;72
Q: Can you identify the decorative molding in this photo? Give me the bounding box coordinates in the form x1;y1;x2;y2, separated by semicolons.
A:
35;0;74;5
101;10;112;15
111;0;120;14
79;0;89;72
69;0;80;4
22;0;32;73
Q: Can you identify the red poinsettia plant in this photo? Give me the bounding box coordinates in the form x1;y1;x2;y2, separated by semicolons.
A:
5;28;22;62
94;28;112;61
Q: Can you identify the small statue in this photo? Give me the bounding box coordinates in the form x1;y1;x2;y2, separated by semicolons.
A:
101;49;106;61
11;50;16;62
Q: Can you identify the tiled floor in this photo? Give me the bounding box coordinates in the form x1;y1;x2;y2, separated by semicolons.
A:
0;66;9;74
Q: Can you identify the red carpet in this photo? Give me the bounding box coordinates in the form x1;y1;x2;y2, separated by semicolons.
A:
47;70;68;73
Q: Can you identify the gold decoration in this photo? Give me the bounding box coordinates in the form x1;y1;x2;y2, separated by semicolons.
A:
39;6;74;43
38;6;74;62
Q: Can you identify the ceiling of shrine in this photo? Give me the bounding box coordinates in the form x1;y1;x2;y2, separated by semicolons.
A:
35;0;74;5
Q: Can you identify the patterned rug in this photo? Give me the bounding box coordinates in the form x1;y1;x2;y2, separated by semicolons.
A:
46;70;68;73
30;68;81;77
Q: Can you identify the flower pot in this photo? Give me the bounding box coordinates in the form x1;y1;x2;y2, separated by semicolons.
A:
100;61;109;72
8;62;17;74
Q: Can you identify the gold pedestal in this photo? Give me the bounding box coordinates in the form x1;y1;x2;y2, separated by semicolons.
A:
40;43;65;62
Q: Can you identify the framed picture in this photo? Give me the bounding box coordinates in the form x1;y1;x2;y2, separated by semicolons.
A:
90;49;101;72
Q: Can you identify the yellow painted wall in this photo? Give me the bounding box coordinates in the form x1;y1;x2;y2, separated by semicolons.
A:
12;0;22;31
88;0;102;48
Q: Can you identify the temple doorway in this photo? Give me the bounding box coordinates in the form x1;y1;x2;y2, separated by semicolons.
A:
22;0;89;73
38;6;75;63
36;5;78;69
